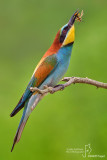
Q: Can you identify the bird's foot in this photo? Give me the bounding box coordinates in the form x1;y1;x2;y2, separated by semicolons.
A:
54;84;65;90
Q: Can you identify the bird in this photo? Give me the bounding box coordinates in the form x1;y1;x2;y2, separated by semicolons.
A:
10;10;82;152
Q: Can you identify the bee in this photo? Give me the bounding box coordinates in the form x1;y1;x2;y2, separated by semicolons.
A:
75;10;84;22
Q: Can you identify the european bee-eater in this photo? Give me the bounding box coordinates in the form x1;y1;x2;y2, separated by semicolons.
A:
10;10;81;152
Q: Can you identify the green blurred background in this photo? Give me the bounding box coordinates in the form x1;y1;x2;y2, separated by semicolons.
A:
0;0;107;159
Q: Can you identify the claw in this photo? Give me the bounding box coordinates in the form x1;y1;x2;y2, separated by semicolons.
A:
54;84;65;90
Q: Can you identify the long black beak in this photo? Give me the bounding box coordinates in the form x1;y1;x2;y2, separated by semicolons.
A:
68;10;80;26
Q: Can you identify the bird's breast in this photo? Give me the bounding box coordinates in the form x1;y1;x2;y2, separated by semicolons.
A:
39;45;73;88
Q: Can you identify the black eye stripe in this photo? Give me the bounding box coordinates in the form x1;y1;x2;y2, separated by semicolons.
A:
60;34;65;43
63;27;68;31
60;25;71;43
62;25;71;34
63;29;67;34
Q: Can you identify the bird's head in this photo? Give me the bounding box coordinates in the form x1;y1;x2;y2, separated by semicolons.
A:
45;10;82;57
59;10;81;47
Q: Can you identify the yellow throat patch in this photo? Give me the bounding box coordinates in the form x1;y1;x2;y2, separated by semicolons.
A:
62;25;75;46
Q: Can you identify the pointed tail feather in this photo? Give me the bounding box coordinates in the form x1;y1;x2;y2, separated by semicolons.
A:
10;102;25;117
10;89;32;117
10;95;25;117
11;93;45;152
11;110;29;152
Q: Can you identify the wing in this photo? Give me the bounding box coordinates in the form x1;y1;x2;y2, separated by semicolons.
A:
34;54;58;87
10;54;58;117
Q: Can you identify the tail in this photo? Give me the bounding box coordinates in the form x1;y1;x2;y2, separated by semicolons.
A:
10;90;32;117
11;105;28;152
11;93;44;152
10;95;26;117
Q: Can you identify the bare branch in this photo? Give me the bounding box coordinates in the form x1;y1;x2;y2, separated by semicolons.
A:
30;77;107;95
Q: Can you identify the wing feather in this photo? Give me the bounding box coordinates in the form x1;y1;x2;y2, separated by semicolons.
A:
10;54;58;116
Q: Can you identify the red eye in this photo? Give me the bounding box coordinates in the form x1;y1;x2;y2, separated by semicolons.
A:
63;29;66;34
